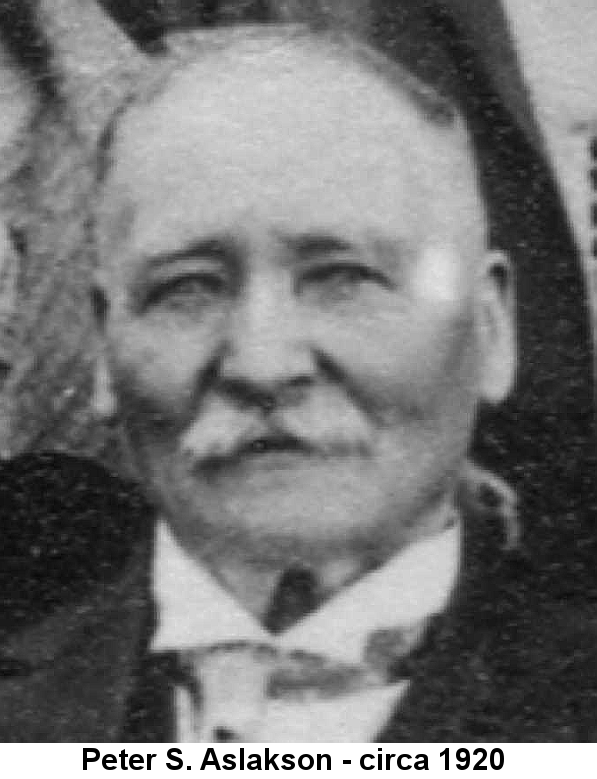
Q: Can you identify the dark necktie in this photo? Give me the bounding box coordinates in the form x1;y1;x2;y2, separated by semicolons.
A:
263;565;320;633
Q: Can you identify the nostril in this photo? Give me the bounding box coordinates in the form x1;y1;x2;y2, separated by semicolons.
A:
212;725;240;742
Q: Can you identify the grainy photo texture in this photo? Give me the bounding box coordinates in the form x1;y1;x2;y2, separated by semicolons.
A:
0;0;595;743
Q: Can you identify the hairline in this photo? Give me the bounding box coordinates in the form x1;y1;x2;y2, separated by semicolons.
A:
97;24;461;179
133;24;456;126
93;24;487;265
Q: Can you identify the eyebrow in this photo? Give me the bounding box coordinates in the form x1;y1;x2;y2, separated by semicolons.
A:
138;232;355;274
133;229;411;284
286;231;414;275
128;236;239;308
139;236;238;270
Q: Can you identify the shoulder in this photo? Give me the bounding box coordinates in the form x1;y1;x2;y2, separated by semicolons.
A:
384;592;597;742
456;558;597;739
385;481;597;741
0;451;153;633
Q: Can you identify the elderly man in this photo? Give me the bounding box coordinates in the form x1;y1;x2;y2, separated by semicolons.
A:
1;22;596;743
93;25;517;739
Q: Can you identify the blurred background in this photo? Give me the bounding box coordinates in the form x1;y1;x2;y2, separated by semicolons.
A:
500;0;597;330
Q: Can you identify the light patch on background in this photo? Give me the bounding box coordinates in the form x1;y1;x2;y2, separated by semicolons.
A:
502;0;597;331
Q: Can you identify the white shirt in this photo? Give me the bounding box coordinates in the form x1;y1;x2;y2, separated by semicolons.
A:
152;517;460;741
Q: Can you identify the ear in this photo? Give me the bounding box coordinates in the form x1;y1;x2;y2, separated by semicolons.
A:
90;277;117;420
476;250;516;405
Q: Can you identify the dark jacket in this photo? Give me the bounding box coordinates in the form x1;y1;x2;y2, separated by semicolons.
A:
1;452;596;742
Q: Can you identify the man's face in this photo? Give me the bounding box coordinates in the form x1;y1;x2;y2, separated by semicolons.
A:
95;46;514;567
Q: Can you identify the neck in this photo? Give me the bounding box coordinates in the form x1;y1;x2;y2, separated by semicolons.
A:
174;493;457;623
216;553;366;621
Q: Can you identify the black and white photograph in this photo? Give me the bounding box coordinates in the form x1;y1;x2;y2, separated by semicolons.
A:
0;0;595;744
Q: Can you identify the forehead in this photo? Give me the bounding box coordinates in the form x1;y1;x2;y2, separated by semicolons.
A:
102;39;485;262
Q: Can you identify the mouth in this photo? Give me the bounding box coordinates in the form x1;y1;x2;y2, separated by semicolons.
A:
197;433;315;474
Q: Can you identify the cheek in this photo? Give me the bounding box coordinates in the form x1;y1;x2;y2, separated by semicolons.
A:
106;316;218;416
319;302;478;421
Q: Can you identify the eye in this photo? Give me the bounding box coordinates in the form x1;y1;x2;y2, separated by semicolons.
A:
297;262;392;301
143;272;229;313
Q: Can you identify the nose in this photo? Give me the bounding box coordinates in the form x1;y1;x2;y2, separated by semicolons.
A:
219;270;316;406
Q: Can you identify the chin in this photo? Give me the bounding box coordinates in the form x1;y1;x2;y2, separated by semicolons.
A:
138;438;461;567
156;469;419;568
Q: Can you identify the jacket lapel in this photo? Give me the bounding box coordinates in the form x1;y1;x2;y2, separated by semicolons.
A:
377;498;532;742
120;603;178;743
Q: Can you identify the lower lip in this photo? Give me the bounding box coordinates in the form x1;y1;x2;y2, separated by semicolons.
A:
198;449;317;477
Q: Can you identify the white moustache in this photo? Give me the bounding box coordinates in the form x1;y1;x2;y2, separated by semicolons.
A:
180;390;373;465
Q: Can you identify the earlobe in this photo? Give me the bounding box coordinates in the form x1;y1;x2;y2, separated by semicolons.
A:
477;250;517;405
